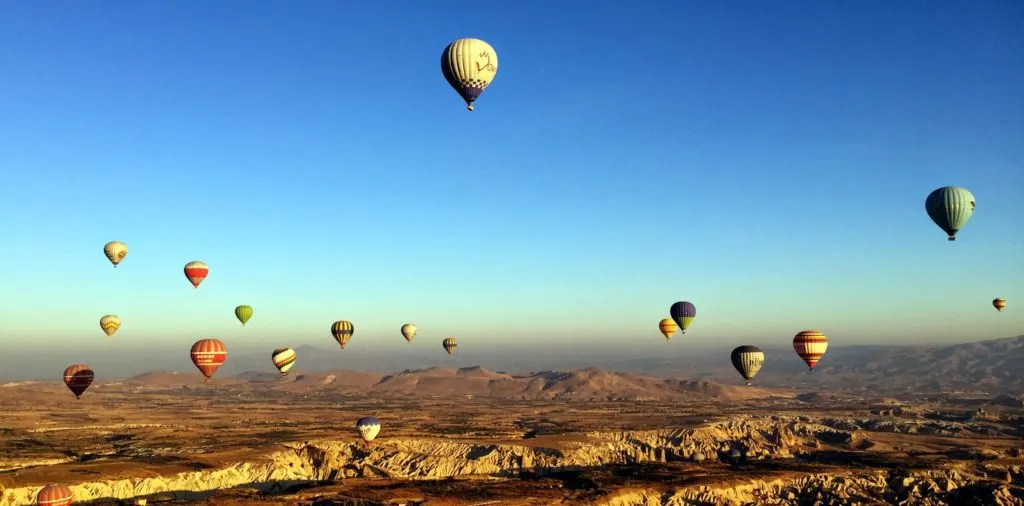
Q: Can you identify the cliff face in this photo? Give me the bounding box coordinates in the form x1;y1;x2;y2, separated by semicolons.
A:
2;415;1022;505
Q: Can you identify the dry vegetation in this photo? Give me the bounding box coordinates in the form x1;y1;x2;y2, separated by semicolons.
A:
1;360;1023;505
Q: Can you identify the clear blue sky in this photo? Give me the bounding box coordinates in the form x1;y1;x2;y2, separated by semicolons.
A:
0;0;1021;357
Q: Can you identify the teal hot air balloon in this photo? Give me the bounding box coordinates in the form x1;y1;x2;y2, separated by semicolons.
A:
925;186;975;241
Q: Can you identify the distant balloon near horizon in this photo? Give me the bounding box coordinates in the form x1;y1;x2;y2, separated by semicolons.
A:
183;261;209;288
62;364;94;399
355;416;381;447
102;241;127;268
271;347;296;376
331;321;354;349
669;301;697;334
730;346;764;386
401;323;417;343
792;330;828;371
442;337;457;355
99;315;121;338
35;483;74;506
993;298;1006;312
658;318;677;341
235;305;253;326
441;38;498;111
925;186;975;241
190;339;227;382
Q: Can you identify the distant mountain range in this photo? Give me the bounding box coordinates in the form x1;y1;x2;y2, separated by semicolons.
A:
4;336;1021;395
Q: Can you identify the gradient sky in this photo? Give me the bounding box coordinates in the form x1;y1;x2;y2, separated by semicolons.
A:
1;0;1021;362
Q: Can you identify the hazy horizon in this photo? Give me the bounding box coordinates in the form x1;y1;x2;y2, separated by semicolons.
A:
2;333;1019;382
0;1;1021;366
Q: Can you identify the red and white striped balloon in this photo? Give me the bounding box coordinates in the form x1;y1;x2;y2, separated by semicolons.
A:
793;330;828;371
36;483;73;506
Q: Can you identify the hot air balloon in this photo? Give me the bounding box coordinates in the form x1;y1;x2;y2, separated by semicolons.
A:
235;305;253;326
658;318;677;341
441;38;499;111
103;241;127;268
925;186;975;241
271;347;296;376
401;324;417;343
993;298;1006;312
183;261;209;288
669;301;697;334
793;330;828;371
331;321;354;349
190;339;227;382
99;315;121;337
355;416;381;447
36;483;74;506
63;365;94;399
442;337;457;355
730;346;764;386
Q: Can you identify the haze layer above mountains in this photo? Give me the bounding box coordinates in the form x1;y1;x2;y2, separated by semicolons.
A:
6;336;1022;396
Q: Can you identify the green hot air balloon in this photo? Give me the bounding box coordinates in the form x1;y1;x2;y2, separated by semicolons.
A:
235;305;254;326
925;186;975;241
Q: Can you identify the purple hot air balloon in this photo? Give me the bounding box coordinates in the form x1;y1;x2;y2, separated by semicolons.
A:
669;301;697;334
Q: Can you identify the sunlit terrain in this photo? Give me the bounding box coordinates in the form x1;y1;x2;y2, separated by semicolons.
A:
2;337;1022;505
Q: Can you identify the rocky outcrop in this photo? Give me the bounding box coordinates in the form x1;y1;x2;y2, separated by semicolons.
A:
1;415;1021;505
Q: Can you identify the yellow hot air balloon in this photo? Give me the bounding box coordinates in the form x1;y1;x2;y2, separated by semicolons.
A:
658;318;677;341
441;38;499;111
331;320;354;349
442;337;457;355
103;241;128;267
401;323;417;343
99;315;121;337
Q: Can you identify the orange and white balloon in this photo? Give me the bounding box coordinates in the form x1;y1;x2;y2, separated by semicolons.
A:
190;339;227;382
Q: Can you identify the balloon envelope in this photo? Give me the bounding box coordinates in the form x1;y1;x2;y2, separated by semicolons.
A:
440;38;499;111
401;323;417;342
271;347;296;375
356;416;381;446
99;315;121;337
924;186;975;241
184;261;209;288
103;241;127;267
793;330;828;371
235;305;254;326
63;364;94;399
190;339;227;381
669;302;697;333
658;318;677;340
331;321;354;348
36;483;74;506
730;346;764;385
442;337;457;354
